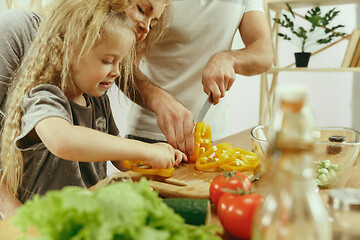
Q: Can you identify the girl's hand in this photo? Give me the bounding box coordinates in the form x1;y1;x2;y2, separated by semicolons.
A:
144;143;188;169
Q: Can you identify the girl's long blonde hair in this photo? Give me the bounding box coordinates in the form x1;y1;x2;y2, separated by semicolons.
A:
1;0;136;197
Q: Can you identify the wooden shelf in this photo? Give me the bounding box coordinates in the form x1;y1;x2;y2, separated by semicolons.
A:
267;0;360;11
266;67;360;73
260;0;360;125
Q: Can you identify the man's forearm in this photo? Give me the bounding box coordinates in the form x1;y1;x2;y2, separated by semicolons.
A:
231;37;273;76
132;66;155;109
230;11;274;76
133;66;175;115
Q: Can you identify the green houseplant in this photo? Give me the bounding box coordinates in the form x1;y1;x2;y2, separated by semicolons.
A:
273;3;347;67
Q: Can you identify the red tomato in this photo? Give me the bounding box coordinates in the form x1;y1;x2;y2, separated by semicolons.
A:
217;192;263;239
209;171;252;206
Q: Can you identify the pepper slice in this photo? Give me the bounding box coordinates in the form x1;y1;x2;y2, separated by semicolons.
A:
195;143;235;171
219;147;260;172
189;121;212;162
122;160;174;178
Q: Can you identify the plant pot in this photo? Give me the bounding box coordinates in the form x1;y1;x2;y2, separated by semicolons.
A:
295;52;311;67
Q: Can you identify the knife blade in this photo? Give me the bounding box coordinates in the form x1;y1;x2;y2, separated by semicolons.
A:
196;94;213;123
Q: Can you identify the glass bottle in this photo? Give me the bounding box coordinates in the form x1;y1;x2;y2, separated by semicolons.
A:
251;86;332;240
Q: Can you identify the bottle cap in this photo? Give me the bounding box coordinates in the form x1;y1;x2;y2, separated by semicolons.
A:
328;188;360;211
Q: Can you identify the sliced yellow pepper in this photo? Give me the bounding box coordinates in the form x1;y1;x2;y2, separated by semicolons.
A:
195;143;236;171
219;147;260;172
190;122;258;172
189;121;212;162
122;160;174;178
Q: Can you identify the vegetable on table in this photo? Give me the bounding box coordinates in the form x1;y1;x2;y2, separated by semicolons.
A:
121;121;259;178
13;179;222;240
195;143;235;171
122;160;174;178
220;147;260;172
217;189;263;239
190;121;212;162
163;198;211;226
192;122;260;173
195;143;260;173
209;170;252;206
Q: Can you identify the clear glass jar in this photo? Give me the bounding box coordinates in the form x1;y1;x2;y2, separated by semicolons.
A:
328;188;360;240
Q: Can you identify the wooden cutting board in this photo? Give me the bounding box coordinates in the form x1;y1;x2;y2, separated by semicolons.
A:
126;163;257;199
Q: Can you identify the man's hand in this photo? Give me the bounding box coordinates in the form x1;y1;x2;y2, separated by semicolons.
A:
133;66;196;156
202;52;236;105
154;95;195;156
201;11;273;104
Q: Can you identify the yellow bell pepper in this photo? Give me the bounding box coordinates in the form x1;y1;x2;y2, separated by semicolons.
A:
189;121;212;162
219;147;260;172
195;143;236;171
190;122;259;172
122;160;174;178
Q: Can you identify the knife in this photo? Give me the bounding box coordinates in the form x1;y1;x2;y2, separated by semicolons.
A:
196;94;213;123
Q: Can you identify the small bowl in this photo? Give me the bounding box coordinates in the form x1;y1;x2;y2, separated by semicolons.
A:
251;125;360;188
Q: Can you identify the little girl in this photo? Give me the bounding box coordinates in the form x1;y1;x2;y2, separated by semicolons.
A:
0;0;186;208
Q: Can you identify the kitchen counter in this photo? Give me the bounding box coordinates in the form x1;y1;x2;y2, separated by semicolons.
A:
1;127;359;239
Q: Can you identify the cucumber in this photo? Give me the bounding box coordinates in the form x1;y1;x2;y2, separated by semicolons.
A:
163;198;211;226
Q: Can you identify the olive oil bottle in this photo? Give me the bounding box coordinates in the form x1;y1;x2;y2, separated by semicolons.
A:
251;86;332;240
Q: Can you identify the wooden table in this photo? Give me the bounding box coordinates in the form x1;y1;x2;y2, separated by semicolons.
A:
1;128;359;239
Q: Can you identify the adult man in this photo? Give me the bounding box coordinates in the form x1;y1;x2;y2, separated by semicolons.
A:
126;0;273;156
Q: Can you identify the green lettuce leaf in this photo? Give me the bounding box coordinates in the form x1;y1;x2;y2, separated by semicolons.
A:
13;178;221;240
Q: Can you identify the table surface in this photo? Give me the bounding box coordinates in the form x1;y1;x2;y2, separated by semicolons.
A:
1;128;359;239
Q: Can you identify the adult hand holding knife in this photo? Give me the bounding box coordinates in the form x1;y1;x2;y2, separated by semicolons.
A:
192;52;236;133
166;52;236;157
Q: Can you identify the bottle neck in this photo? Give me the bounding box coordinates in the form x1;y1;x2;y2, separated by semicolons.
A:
268;92;316;182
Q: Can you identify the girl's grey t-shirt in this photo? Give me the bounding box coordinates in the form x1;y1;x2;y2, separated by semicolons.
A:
15;84;119;203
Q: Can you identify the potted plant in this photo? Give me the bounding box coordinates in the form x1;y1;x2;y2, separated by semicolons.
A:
273;3;347;67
